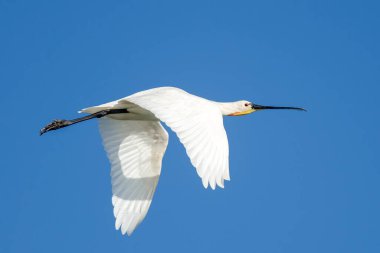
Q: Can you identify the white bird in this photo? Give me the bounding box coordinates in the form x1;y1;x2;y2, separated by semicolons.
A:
40;86;305;236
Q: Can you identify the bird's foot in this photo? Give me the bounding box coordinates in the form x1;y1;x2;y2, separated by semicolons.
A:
40;119;72;136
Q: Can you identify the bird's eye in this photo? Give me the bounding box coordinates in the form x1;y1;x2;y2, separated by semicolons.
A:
244;103;249;107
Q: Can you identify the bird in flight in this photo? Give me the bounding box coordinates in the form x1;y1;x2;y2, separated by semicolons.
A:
40;87;305;236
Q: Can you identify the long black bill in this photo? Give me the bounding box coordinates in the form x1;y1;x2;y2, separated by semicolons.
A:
252;104;306;111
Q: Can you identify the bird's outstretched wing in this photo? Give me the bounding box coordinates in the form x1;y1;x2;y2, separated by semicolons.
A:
124;87;230;189
99;118;168;235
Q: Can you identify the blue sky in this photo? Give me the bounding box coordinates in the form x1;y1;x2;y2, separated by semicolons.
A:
1;0;379;252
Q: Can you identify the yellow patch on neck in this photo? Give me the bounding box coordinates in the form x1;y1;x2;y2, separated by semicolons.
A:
228;109;254;116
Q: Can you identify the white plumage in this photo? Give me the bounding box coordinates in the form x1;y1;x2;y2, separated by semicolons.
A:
81;87;232;235
99;119;168;236
75;86;304;235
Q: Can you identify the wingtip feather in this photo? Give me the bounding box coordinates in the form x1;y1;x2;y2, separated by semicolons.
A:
216;177;224;188
210;180;216;190
202;177;208;188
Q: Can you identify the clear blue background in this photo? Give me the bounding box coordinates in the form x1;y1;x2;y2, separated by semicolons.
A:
1;0;379;252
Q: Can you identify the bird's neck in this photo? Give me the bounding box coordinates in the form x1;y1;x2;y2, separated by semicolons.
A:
216;102;240;116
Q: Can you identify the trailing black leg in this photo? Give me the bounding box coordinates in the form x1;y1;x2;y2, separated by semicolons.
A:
40;109;129;136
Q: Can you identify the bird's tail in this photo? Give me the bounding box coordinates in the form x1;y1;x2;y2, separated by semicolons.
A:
79;101;118;114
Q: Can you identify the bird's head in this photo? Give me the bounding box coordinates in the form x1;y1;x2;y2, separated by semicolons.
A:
227;100;306;116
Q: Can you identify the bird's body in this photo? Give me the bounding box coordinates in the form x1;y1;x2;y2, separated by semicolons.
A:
40;86;305;236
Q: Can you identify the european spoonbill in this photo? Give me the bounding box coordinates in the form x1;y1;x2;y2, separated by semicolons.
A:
40;87;305;235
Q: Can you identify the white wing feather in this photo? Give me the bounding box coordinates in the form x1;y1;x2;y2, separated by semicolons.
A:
124;87;230;189
98;118;168;235
81;87;230;235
